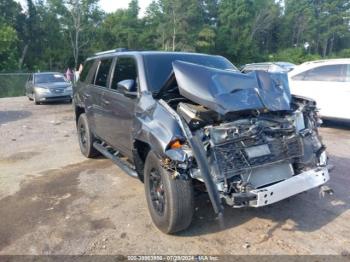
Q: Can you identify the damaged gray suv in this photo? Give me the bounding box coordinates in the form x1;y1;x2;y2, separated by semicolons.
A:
73;50;330;234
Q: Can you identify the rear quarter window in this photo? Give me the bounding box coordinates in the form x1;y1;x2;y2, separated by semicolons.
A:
80;60;94;83
346;64;350;82
293;64;346;82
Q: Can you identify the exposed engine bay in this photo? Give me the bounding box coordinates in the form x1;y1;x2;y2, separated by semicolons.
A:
158;61;329;209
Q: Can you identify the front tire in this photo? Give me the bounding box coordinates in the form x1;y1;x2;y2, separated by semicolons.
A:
144;152;194;234
33;94;39;105
77;113;99;158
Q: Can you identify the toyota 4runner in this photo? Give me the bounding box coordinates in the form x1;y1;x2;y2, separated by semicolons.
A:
73;49;330;234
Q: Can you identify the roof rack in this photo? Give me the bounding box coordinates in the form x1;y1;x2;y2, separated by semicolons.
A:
94;48;128;56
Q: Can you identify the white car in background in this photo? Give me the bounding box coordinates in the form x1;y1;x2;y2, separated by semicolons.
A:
288;59;350;121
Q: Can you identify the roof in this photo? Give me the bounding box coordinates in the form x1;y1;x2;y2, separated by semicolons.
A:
289;58;350;77
301;58;350;66
87;50;221;61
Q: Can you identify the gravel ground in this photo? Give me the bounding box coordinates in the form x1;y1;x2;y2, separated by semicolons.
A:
0;97;349;255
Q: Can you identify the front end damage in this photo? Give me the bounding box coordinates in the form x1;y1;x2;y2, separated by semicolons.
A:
136;60;330;217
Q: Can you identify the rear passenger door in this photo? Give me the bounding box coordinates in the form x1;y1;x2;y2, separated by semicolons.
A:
89;58;113;139
101;56;139;159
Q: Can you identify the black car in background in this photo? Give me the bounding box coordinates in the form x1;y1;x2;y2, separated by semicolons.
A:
73;49;329;234
25;72;73;104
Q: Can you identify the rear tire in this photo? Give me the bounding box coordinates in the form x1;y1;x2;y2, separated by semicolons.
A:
144;152;194;234
77;113;99;158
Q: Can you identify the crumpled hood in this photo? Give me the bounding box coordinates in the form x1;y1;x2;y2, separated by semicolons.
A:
172;60;291;115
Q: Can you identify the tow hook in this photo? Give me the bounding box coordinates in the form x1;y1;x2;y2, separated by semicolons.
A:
319;185;334;197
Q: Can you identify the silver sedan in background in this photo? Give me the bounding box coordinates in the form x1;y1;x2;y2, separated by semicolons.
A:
25;72;73;105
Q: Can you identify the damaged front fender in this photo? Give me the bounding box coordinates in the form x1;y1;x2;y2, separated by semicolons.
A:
132;92;185;158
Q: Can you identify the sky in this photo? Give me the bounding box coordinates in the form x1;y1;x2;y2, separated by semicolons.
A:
99;0;152;16
15;0;153;16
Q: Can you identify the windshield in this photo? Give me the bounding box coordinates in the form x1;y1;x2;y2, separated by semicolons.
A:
34;73;67;84
143;53;237;93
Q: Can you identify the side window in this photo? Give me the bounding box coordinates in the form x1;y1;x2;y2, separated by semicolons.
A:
304;64;345;82
95;59;113;88
292;72;307;81
80;60;94;82
346;64;350;82
111;57;138;91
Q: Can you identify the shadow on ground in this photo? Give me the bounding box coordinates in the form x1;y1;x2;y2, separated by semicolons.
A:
179;154;350;237
322;120;350;130
0;160;112;252
0;111;31;125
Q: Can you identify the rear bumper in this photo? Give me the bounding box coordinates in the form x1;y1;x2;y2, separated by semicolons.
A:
248;167;329;207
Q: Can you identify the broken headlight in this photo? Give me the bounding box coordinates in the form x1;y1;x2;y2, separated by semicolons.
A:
209;126;239;144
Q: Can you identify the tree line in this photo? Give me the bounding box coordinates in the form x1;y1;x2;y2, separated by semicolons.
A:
0;0;349;72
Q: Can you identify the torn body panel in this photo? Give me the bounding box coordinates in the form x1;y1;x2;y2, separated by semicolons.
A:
132;92;185;158
130;61;330;215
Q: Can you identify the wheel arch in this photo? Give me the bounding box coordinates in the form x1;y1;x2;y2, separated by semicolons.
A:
132;139;152;182
75;105;85;124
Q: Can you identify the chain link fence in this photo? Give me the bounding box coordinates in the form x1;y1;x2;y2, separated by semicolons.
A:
0;73;31;98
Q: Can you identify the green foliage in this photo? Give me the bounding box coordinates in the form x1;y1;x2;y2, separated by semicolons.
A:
0;24;18;71
269;48;322;64
98;1;141;51
0;0;349;74
196;26;216;53
0;74;29;98
337;49;350;58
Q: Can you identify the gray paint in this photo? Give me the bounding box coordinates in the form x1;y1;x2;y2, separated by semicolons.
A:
73;50;327;217
133;93;185;157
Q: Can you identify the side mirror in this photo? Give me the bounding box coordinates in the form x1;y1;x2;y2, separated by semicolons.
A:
118;79;137;98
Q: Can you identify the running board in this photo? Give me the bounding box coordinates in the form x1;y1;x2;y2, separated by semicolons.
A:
93;142;138;178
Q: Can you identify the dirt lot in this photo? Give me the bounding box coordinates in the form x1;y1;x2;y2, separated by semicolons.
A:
0;96;349;255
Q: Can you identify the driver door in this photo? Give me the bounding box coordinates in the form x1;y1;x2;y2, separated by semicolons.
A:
100;56;139;159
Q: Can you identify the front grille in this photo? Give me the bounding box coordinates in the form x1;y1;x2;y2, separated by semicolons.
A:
212;135;303;177
45;95;71;100
50;88;65;94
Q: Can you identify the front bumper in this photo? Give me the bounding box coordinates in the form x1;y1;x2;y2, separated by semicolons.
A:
248;167;329;207
36;92;72;102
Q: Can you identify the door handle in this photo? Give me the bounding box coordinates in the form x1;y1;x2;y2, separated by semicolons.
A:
101;98;110;105
82;94;91;99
